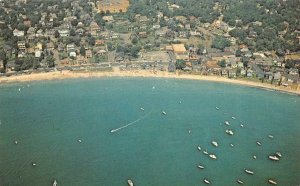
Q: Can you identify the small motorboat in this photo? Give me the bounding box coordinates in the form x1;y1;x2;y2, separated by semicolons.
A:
232;116;236;120
127;179;134;186
244;169;254;175
268;135;274;139
224;121;230;126
230;143;234;147
32;162;37;166
253;155;257;159
161;111;167;115
256;141;262;146
53;180;57;186
225;129;234;135
140;108;145;111
240;124;244;128
18;88;21;92
237;179;244;184
268;179;278;185
78;139;82;143
215;107;219;110
14;140;18;145
203;179;210;184
179;101;182;104
209;154;217;159
275;152;282;158
197;165;205;169
211;141;218;147
268;155;279;161
197;146;201;151
203;150;208;155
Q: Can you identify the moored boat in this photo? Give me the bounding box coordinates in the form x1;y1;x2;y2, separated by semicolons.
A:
197;146;201;151
140;107;145;111
215;107;219;110
211;141;218;147
275;152;282;158
53;180;57;186
203;149;208;155
256;141;262;146
268;179;278;185
232;116;236;120
268;155;279;161
197;165;205;169
224;121;230;126
225;129;234;135
237;179;244;184
127;179;134;186
244;169;254;175
203;179;210;184
162;111;167;115
209;154;217;159
268;135;274;139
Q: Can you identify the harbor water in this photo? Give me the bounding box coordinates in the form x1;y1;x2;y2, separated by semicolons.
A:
0;78;299;185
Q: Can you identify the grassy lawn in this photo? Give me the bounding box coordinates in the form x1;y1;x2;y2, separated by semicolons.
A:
0;37;4;48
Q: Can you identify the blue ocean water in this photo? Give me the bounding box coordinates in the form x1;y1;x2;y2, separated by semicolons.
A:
0;78;299;186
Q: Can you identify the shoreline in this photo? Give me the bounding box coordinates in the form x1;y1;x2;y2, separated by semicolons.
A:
1;68;299;96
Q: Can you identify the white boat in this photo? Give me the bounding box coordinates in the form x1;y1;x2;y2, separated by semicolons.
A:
197;146;201;151
162;111;167;115
127;179;134;186
244;169;254;175
203;179;210;184
269;155;279;161
18;88;21;92
232;116;236;120
230;143;234;147
32;162;36;166
224;121;230;126
140;108;145;111
237;179;244;184
78;139;82;143
215;107;219;110
275;152;282;158
253;155;257;159
256;141;262;146
225;129;234;135
268;135;274;139
268;179;278;185
211;141;218;147
14;140;18;145
209;154;217;159
53;180;57;186
240;124;244;127
179;101;182;104
197;165;205;169
203;150;208;155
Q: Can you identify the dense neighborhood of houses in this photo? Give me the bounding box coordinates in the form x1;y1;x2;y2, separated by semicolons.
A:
0;0;300;89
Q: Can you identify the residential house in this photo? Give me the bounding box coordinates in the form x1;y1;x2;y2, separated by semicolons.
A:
17;41;26;51
228;69;237;78
69;51;76;58
240;69;246;76
97;49;107;56
90;21;101;37
152;24;160;29
247;69;253;78
85;50;93;59
77;55;86;64
13;29;24;37
138;32;147;38
67;43;75;52
47;42;55;51
35;50;41;58
288;68;299;75
58;29;70;37
36;29;44;37
35;42;43;51
18;51;26;58
95;40;105;46
221;69;228;77
102;15;114;22
111;33;120;39
273;72;282;81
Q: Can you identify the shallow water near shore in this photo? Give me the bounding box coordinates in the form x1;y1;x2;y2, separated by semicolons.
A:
0;77;299;186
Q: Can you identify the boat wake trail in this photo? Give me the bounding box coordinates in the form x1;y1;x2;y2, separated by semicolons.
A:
110;112;152;133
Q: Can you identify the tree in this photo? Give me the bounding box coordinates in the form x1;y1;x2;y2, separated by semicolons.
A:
88;37;95;46
54;30;60;38
70;28;76;36
80;46;86;56
175;59;186;70
46;56;55;67
285;60;295;69
212;36;230;51
0;49;8;70
218;60;226;68
71;19;79;27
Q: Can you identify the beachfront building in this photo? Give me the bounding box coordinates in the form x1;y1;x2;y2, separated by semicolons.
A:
171;44;189;61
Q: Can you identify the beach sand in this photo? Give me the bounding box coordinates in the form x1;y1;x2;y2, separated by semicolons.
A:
1;67;299;95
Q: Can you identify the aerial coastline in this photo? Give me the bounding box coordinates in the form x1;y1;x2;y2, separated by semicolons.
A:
1;68;299;96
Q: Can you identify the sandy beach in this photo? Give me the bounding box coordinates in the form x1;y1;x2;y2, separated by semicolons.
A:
1;67;299;95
